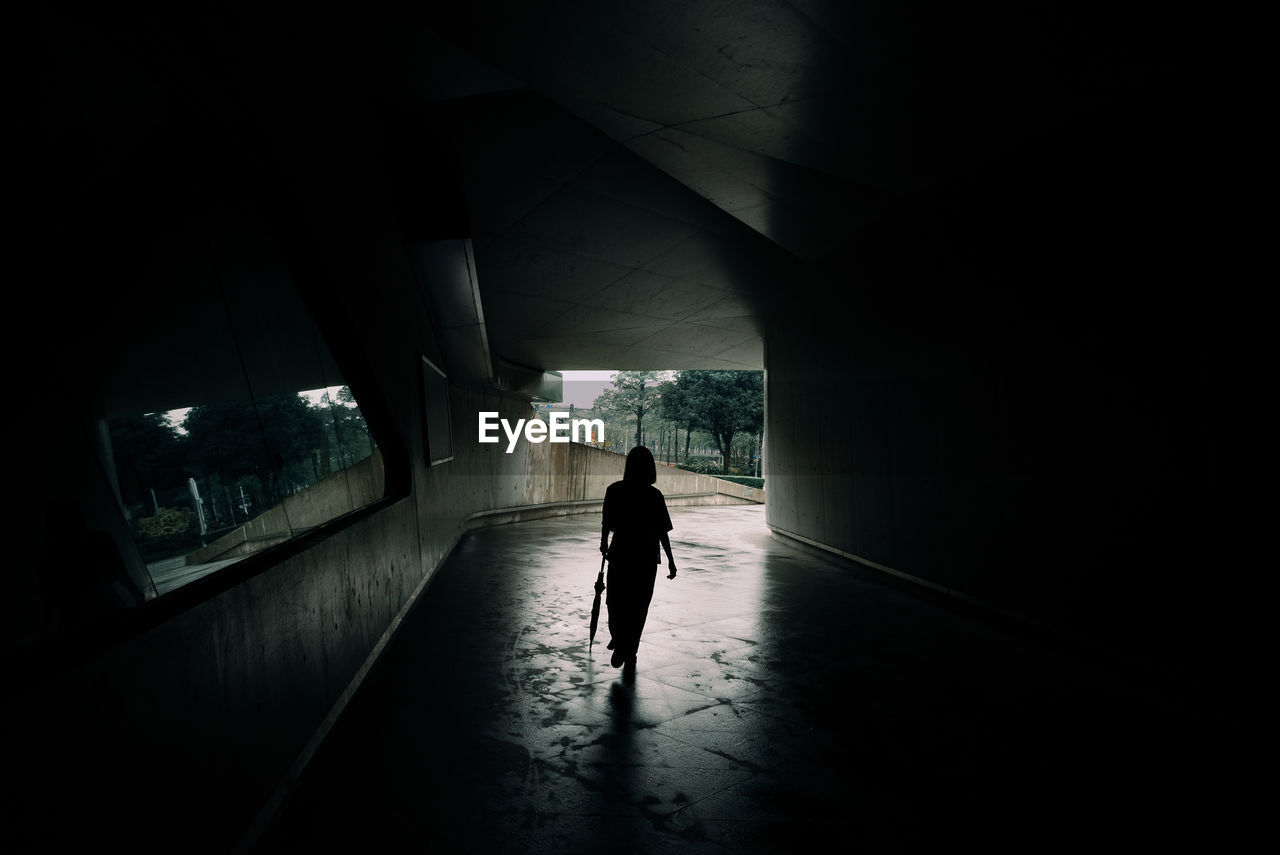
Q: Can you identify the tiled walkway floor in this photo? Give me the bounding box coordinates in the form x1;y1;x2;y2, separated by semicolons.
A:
259;505;1216;852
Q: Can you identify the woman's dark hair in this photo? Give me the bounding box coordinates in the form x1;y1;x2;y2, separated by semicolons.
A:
623;445;657;485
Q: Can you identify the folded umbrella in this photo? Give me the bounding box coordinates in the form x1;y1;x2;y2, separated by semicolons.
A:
589;554;606;648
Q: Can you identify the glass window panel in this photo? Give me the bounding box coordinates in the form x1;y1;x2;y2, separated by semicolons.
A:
98;200;384;599
421;356;453;466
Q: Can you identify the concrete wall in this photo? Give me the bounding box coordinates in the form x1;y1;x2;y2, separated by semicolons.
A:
186;451;387;565
9;369;758;853
5;48;754;846
765;310;1224;677
764;92;1229;681
12;148;762;847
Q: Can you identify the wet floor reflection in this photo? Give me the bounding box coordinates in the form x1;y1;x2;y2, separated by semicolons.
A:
264;505;1207;853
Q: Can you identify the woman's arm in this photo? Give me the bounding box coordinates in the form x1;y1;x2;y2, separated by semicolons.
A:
659;531;677;579
600;526;610;556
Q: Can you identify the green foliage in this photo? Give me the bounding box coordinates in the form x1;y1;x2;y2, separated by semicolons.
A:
712;475;764;489
134;507;202;562
135;530;204;563
108;413;188;506
657;378;689;425
108;386;377;564
676;456;721;474
319;386;374;468
137;507;195;537
592;371;664;449
668;370;763;474
183;392;328;499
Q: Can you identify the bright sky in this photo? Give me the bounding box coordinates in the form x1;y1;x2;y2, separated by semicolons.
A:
557;370;618;409
162;386;349;431
554;370;677;409
161;377;654;425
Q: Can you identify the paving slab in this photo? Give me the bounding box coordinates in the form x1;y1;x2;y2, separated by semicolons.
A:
259;505;1218;852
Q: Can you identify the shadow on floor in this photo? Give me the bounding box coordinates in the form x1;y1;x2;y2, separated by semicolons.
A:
258;506;1220;853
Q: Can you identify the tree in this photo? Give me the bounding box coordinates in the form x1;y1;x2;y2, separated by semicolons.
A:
657;378;695;462
593;371;664;450
324;386;374;467
183;392;328;506
669;371;763;474
107;412;189;511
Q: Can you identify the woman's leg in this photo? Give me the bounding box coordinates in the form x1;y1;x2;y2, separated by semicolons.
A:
629;567;659;661
606;564;638;665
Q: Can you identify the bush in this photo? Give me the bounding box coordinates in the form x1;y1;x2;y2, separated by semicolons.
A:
137;507;196;537
677;456;721;475
713;475;764;489
136;530;204;563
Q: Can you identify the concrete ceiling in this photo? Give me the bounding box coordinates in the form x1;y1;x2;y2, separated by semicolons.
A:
389;1;1172;371
441;91;797;370
35;5;1182;381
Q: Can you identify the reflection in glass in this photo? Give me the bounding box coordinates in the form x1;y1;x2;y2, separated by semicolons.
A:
108;385;380;596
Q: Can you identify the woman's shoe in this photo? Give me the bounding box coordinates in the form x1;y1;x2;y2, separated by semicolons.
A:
611;649;625;667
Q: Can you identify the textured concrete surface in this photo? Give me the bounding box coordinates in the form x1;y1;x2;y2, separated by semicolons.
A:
259;505;1217;852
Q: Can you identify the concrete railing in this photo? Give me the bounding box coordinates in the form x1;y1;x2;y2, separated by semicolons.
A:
463;441;762;530
189;442;762;562
186;450;386;565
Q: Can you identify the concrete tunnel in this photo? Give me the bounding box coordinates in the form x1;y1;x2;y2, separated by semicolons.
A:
10;5;1236;852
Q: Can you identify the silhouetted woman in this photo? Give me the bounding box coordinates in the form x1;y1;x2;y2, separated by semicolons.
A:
600;446;677;670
